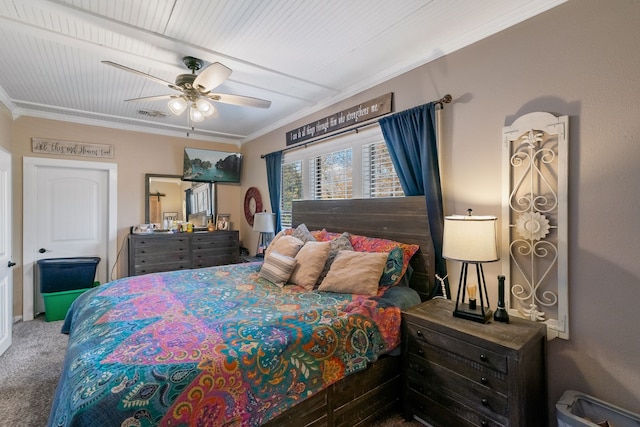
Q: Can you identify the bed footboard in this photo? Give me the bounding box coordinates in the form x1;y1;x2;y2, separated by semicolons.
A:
263;355;401;427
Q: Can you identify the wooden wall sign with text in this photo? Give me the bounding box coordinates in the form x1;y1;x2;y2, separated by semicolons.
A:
32;138;114;158
286;93;393;146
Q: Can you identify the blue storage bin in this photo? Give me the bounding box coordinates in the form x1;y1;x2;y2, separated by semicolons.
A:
37;257;101;293
557;390;640;427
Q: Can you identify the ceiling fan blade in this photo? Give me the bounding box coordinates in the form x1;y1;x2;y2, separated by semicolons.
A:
124;94;174;103
193;62;232;92
208;93;271;109
102;61;180;91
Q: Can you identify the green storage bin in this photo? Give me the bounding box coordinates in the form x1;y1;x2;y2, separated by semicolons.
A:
42;286;95;322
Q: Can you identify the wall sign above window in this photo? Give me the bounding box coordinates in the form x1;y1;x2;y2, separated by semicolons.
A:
32;137;114;158
285;93;392;146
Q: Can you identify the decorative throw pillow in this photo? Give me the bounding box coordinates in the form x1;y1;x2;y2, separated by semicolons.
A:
379;246;405;288
289;241;331;290
284;223;317;243
259;251;297;287
316;232;354;286
312;229;342;242
318;251;389;296
265;235;304;259
348;234;419;286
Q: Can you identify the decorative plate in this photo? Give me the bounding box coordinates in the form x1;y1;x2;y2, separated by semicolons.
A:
243;187;263;226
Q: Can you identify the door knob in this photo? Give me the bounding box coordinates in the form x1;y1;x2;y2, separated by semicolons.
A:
7;261;16;268
39;248;47;253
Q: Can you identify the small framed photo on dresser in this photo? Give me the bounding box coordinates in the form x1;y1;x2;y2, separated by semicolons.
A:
216;214;230;230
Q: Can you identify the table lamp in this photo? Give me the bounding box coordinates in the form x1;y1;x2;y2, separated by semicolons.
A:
443;209;499;323
253;212;275;257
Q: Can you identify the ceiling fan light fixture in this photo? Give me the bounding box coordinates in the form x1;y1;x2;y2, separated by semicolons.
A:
196;98;215;117
168;97;188;115
189;104;205;122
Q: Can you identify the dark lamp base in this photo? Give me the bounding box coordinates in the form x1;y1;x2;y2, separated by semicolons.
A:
453;304;493;324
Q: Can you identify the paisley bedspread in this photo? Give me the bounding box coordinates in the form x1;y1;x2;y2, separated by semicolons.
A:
48;262;402;427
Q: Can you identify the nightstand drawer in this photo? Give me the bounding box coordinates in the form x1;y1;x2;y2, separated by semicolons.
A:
406;355;508;418
405;337;508;394
406;389;505;427
405;320;507;373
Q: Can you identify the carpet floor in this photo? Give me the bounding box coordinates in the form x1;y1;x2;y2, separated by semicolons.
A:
0;316;422;427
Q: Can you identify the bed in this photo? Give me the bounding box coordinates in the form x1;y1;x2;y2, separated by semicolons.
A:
48;196;435;427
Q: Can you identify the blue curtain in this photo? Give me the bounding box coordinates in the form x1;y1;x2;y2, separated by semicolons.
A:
265;151;283;233
379;103;449;299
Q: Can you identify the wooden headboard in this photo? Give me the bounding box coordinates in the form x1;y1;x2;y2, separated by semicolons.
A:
292;196;435;301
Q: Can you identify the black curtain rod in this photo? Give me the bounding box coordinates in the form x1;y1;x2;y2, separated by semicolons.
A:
260;94;452;159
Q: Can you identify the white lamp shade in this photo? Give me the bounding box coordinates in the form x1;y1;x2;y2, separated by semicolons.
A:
195;98;215;117
253;212;275;233
189;105;205;122
443;215;499;262
167;97;188;115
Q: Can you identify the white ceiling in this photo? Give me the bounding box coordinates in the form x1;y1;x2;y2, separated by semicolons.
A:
0;0;565;143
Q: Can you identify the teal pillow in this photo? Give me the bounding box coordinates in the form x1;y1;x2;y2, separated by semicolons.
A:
379;246;405;287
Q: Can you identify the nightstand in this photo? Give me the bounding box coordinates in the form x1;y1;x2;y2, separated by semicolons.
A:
402;298;547;427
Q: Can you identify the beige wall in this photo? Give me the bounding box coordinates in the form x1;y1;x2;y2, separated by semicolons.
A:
10;117;243;315
241;0;640;423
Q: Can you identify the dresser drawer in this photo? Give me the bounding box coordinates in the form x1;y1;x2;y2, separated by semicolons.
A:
132;239;189;255
135;251;189;265
192;254;238;268
406;354;508;418
132;260;191;275
406;389;505;427
192;232;238;247
405;320;507;374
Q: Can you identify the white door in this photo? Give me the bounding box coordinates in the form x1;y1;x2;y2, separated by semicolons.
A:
23;157;117;320
0;148;13;356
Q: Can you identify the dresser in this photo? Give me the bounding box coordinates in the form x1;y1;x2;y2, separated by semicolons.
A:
402;298;547;427
128;231;239;276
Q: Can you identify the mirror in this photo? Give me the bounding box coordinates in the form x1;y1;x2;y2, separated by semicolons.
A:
145;174;216;228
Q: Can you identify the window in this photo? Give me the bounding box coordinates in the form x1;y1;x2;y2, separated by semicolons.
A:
280;160;302;228
310;148;352;199
280;125;403;228
362;141;404;198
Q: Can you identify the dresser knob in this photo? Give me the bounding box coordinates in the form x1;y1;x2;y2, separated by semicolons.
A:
416;330;423;337
480;377;488;385
481;421;489;427
418;348;424;355
141;250;146;254
481;398;489;406
480;354;488;362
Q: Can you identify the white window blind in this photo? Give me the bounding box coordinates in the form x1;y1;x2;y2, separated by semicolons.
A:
309;148;353;200
280;160;302;228
362;141;404;198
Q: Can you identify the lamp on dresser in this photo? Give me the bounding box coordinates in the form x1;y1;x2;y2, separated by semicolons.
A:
253;212;275;257
443;209;499;323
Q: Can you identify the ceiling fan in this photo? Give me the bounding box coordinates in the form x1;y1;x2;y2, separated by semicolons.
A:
103;56;271;123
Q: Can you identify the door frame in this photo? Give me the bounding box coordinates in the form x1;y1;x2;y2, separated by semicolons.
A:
22;157;117;321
